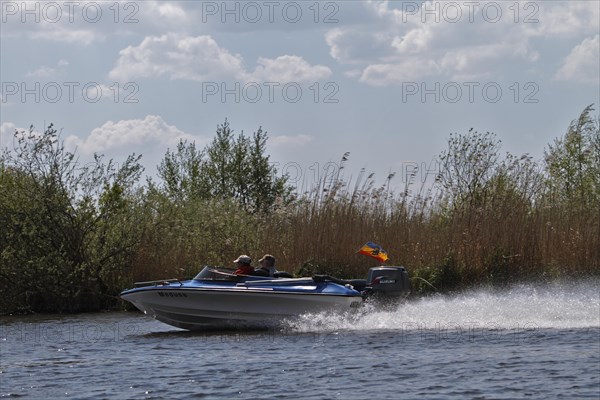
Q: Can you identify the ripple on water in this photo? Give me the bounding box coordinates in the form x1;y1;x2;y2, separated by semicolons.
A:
1;283;599;399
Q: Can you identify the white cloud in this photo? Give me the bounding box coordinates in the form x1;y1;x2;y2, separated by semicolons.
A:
526;2;600;37
439;42;534;80
326;28;394;64
26;66;58;78
247;56;331;83
109;34;246;81
555;35;600;84
0;123;45;153
0;122;19;150
25;60;69;78
326;1;594;86
2;1;197;44
2;4;102;45
270;134;314;147
156;2;188;20
360;60;440;85
390;25;434;55
65;115;198;155
110;34;332;83
30;26;99;45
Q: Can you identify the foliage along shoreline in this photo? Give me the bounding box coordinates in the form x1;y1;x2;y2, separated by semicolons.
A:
1;108;599;314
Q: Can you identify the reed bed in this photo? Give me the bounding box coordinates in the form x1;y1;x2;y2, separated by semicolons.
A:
129;152;599;295
2;108;598;313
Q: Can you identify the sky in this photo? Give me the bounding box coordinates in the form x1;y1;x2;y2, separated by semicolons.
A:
1;0;599;193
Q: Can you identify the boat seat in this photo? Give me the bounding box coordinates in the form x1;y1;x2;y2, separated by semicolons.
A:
273;271;293;278
312;275;368;291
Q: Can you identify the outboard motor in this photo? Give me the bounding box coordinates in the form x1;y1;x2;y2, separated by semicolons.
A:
365;266;410;299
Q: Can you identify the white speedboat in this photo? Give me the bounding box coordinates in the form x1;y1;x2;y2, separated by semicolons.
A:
120;266;410;330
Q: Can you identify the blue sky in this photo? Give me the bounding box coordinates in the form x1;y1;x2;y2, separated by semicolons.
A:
1;1;599;192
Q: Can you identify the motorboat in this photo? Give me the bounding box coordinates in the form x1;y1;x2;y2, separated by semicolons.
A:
120;266;410;330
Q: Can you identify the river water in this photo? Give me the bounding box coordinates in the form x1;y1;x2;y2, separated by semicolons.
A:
1;281;599;399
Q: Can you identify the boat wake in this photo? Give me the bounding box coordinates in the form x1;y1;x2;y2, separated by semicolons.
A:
285;280;600;333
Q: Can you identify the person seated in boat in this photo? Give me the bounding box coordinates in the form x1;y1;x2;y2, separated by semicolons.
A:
233;255;255;275
254;254;277;277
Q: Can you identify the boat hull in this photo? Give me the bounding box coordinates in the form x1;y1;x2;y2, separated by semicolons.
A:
121;286;362;330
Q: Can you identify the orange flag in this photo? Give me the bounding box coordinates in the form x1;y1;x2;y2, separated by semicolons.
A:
357;242;389;263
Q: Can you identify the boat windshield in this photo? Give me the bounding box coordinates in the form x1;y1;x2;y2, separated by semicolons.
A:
193;266;239;281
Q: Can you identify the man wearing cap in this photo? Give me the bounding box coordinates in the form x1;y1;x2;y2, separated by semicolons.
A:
255;254;277;277
233;255;254;275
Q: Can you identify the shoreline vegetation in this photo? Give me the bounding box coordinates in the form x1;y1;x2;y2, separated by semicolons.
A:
1;107;599;314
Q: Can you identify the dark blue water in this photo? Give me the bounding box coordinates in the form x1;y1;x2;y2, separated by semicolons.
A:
1;282;599;399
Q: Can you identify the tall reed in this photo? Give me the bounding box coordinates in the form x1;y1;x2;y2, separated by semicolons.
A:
2;109;598;314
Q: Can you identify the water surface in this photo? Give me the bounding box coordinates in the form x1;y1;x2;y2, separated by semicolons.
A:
2;281;599;399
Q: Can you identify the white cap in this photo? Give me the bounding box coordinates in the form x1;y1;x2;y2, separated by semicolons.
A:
234;255;252;265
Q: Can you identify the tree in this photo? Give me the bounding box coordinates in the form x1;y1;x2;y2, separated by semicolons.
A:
157;140;207;203
204;119;237;200
0;124;144;312
544;104;600;210
437;129;501;210
247;127;289;213
157;119;291;213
